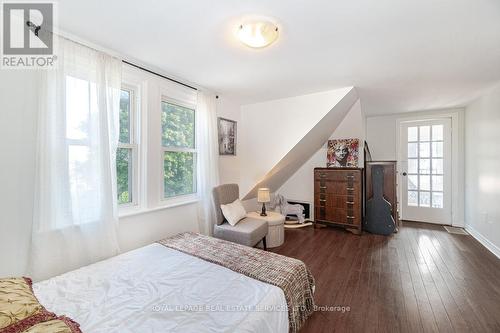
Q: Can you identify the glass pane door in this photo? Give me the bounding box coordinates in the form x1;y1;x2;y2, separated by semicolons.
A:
406;124;444;209
400;118;452;225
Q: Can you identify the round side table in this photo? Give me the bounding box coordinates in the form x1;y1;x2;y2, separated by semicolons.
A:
246;211;285;248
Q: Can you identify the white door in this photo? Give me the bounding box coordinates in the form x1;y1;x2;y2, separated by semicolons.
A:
400;119;452;224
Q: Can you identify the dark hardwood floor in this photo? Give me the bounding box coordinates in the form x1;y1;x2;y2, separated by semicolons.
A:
272;221;500;333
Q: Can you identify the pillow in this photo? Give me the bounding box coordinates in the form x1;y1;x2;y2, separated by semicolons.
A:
220;199;247;226
0;277;81;333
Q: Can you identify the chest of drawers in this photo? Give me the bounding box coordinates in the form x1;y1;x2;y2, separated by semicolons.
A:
314;168;363;235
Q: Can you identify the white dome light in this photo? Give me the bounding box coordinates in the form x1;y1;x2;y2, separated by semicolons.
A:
237;20;279;48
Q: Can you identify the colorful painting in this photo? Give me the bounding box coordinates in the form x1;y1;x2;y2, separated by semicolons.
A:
327;139;359;167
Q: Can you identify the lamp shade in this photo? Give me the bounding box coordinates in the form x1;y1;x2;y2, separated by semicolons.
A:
257;188;271;203
237;20;279;48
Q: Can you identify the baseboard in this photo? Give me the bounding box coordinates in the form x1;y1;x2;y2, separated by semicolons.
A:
465;224;500;259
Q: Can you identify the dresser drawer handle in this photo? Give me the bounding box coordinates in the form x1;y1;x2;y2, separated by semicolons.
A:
346;187;354;190
320;174;326;177
346;175;354;179
347;216;355;219
346;201;355;204
320;186;327;189
319;199;326;202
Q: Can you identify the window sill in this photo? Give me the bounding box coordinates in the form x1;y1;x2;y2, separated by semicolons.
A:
119;198;199;219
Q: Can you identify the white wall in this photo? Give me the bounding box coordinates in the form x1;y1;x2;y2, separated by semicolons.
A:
366;108;463;161
365;115;398;161
216;97;241;187
118;205;199;253
464;84;500;258
277;100;365;215
239;88;353;197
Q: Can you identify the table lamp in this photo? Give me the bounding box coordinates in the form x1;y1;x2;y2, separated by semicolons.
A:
257;188;271;216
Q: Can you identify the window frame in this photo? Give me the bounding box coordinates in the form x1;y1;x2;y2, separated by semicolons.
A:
160;96;198;202
117;84;140;209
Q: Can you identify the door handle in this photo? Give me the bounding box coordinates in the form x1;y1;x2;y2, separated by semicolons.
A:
402;172;407;176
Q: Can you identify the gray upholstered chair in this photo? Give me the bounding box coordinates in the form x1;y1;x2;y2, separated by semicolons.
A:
212;184;268;250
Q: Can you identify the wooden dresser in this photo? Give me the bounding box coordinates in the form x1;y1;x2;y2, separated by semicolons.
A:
314;168;363;235
365;161;400;230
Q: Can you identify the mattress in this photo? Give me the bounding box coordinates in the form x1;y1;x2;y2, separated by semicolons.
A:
33;243;289;333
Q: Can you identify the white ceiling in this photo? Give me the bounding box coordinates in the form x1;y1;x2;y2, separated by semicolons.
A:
58;0;500;115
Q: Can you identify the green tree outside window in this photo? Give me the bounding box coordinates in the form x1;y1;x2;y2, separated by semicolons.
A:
162;102;196;198
117;90;133;204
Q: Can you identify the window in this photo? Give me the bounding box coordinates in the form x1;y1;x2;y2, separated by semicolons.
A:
65;75;100;224
161;100;197;198
117;88;138;205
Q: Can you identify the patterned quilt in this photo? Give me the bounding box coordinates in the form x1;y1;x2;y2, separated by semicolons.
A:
158;232;315;333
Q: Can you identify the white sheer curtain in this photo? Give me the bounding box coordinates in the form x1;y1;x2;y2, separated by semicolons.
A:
30;36;122;281
196;92;220;235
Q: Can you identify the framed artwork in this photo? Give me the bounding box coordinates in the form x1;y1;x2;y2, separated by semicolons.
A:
218;117;237;156
327;139;359;167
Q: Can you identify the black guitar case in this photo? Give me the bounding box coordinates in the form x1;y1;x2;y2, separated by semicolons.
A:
364;165;396;235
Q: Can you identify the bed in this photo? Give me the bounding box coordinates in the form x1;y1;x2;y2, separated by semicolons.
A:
33;242;291;333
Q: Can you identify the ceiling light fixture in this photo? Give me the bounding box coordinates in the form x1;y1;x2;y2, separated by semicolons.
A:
237;20;279;48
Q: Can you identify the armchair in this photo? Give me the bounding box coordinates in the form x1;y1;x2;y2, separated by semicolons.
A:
212;184;268;250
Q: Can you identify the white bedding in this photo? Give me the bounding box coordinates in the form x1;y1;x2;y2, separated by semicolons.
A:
34;243;289;333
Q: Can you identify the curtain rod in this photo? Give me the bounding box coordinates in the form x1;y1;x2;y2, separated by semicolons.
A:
26;20;202;93
122;60;198;91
